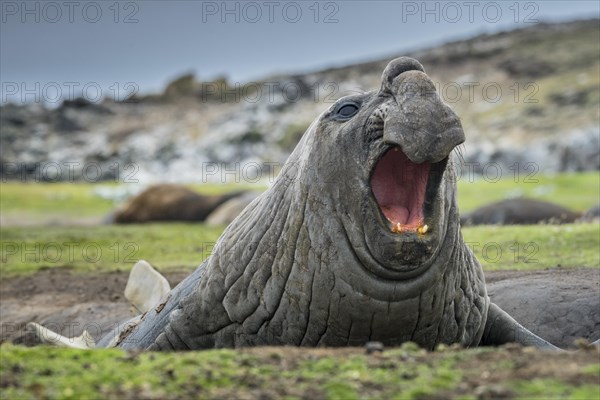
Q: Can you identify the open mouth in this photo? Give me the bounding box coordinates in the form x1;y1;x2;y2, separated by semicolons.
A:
370;147;434;234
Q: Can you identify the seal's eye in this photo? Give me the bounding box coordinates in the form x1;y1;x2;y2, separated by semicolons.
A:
335;103;359;119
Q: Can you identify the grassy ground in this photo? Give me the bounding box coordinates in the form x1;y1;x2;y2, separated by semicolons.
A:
464;223;600;271
455;171;599;213
0;224;221;277
1;223;598;277
0;182;116;218
1;342;598;400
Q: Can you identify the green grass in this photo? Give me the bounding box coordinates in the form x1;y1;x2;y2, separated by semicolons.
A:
456;171;599;213
462;223;600;271
0;182;117;217
0;224;223;277
1;223;598;278
1;343;597;400
511;378;600;400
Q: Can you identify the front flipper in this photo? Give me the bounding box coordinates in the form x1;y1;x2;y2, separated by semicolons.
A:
480;303;560;350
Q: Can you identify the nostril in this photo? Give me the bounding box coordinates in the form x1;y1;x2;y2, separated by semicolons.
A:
381;57;426;92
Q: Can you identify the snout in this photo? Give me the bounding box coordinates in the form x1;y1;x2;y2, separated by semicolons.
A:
379;58;465;164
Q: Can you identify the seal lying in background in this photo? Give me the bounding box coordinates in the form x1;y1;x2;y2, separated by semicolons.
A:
581;204;600;222
34;57;593;351
461;198;581;226
205;191;262;226
111;184;244;223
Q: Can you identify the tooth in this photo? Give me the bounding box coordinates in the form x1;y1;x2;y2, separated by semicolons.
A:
418;225;428;234
392;223;402;233
393;148;399;152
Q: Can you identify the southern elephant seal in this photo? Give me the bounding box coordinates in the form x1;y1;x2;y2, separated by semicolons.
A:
205;191;262;226
487;268;600;348
102;57;571;351
35;57;595;351
580;204;600;222
461;198;581;226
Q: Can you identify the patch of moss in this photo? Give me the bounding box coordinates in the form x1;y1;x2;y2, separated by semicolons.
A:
0;343;462;400
511;378;599;399
583;364;600;376
1;343;597;400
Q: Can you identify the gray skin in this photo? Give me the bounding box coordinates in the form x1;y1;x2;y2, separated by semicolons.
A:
101;57;561;351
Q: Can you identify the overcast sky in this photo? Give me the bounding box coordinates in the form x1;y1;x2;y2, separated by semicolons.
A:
1;1;598;103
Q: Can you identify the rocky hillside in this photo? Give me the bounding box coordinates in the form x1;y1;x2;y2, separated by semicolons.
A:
1;19;598;183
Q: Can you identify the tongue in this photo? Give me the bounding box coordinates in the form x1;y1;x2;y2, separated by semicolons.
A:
371;148;431;231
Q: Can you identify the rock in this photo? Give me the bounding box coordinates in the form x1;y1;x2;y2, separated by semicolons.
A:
365;341;384;354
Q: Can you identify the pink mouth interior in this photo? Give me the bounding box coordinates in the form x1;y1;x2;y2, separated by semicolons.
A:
370;148;431;231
